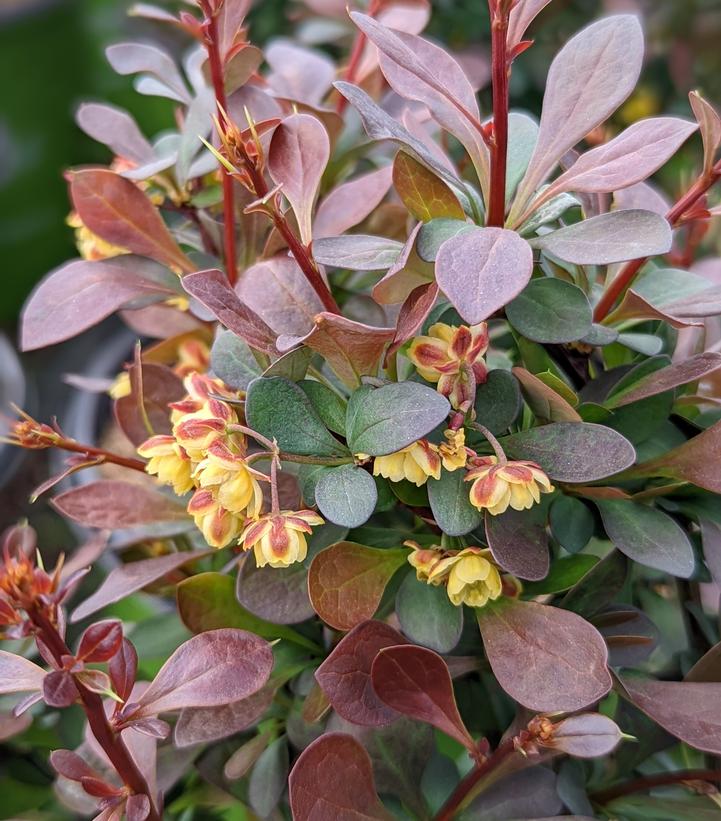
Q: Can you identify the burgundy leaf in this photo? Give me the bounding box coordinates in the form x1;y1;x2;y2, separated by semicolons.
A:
20;259;175;351
50;749;103;782
128;629;273;718
71;550;212;623
77;620;124;663
80;775;122;798
268;113;329;245
109;639;138;703
386;281;439;362
236;557;314;625
70;169;193;272
43;671;79;708
548;713;623;758
289;733;392;821
174;686;274;748
75;102;155;165
315;621;407;727
435;227;533;324
619;674;721;755
485;507;549;581
689;91;721;175
314;166;394;239
370;644;475;750
511;15;644;219
0;651;46;694
182;268;277;354
75;669;114;695
52;480;188;530
115;361;185;446
477;600;612;712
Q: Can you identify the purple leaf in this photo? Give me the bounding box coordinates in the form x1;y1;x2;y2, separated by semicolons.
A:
548;713;623;758
181;268;277;353
109;638;138;703
289;733;392;821
77;620;124;663
539;117;697;205
689;91;721;175
370;644;475;751
0;651;46;694
507;0;553;49
128;629;273;718
312;235;404;271
235;255;323;339
174;686;274;747
511;15;644;218
76;103;155;165
50;749;103;782
105;42;190;103
52;480;188;530
530;210;672;265
266;39;335;107
485;507;549;581
268;113;330;245
619;674;721;754
20;259;175;351
315;620;407;727
115;361;185;446
236;556;314;625
314;166;393;239
43;671;79;708
435;227;534;324
477;600;612;712
71;550;212;623
386;282;440;361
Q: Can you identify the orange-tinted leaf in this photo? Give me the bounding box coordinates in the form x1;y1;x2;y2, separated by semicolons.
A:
308;542;407;631
370;644;475;750
393;152;464;222
70;169;194;272
289;733;392;821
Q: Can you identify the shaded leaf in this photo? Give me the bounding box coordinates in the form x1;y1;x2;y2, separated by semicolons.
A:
428;468;483;536
268;113;329;245
477;599;612;711
70;169;193;272
371;644;474;750
300;381;347;436
52;481;187;529
466;767;563;820
249;736;289;818
561;550;628;618
502;422;636;482
506;278;593;343
593;605;658;667
236;556;314;625
115;360;184;446
395;572;463;653
484;505;549;581
289;733;392;821
308;542;407;631
549;495;595;553
436;226;534;324
315;620;406;727
595;500;695;578
473;369;523;434
523;555;599;596
315;465;378;529
129;629;273;718
209;329;262;390
689;90;721;175
175;687;274;748
71;551;212;623
512;367;582;423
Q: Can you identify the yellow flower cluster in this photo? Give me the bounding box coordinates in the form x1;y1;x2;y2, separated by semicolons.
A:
372;429;470;487
406;542;505;608
138;373;264;549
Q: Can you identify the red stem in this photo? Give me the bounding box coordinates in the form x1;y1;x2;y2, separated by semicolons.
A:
201;1;238;286
590;769;721;804
487;0;511;227
433;738;517;821
593;159;721;322
335;0;381;116
30;609;161;821
54;438;148;473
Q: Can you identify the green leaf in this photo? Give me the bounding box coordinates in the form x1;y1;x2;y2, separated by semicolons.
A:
346;381;450;456
595;500;695;578
176;573;319;652
395;572;463;653
506;278;593;343
209;329;262;390
428;468;482;536
249;736;289;819
245;376;349;457
300;380;347;435
561;550;628;617
416;218;473;262
393;152;465;222
523;555;600;596
550;495;595;553
472;369;522;434
263;346;313;381
315;465;378;528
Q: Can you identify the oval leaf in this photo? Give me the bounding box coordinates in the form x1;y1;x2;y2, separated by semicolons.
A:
0;651;45;694
484;506;550;581
393;152;465;222
236;558;314;625
428;468;483;537
549;713;623;758
506;278;593;343
395;572;463;654
315;465;378;528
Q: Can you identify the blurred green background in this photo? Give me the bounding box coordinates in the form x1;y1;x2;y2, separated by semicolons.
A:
1;0;720;327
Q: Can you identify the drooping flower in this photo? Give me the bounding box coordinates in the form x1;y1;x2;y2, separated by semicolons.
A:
194;440;264;518
439;428;470;472
187;489;245;549
408;322;489;410
137;435;194;495
239;510;324;568
67;212;129;261
465;456;554;516
404;541;447;582
428;548;503;608
372;439;441;486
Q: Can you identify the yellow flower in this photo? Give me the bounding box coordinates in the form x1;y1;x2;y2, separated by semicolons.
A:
194;440;264;517
67;212;129;261
465;456;554;516
429;548;503;608
187;489;245;549
372;439;441;486
108;371;131;400
439;428;468;472
404;540;446;582
408;322;489;410
137;435;193;495
170;373;238;424
175;338;211;377
239;510;324;568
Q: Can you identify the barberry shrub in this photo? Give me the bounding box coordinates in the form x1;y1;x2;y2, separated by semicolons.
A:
4;0;721;818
